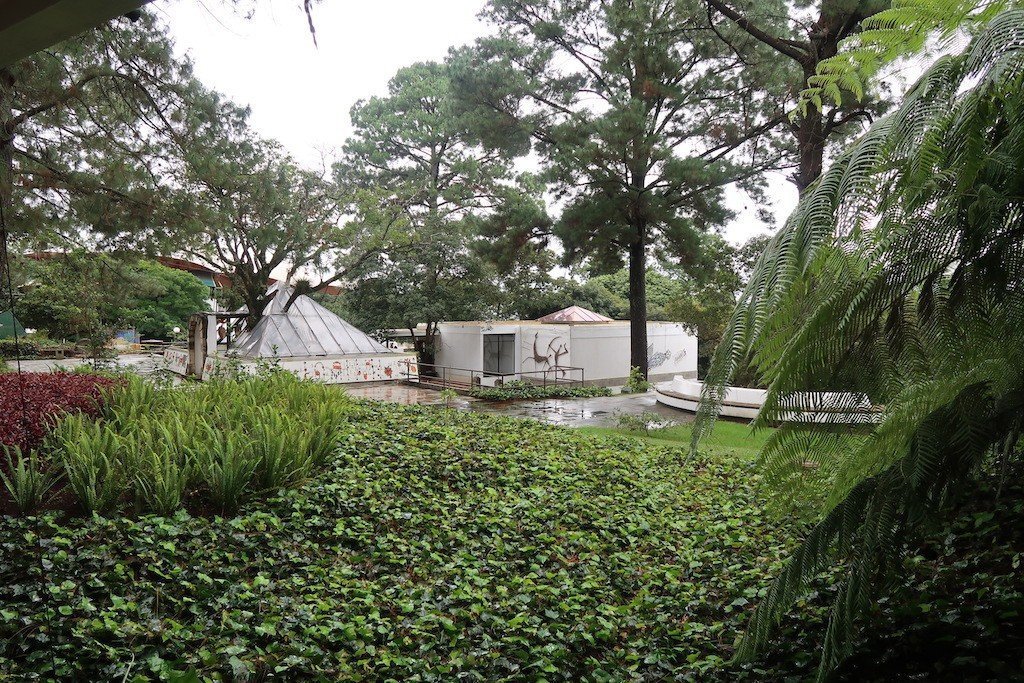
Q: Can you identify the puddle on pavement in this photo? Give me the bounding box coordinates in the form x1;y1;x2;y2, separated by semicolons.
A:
340;385;694;428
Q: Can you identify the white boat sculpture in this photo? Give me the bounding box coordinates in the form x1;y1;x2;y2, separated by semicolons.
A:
655;376;880;424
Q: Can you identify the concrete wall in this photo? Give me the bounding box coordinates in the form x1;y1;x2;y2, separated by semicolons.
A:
434;321;697;386
568;322;696;384
647;322;697;382
434;324;485;382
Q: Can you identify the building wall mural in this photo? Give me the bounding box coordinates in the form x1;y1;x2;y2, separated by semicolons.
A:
200;354;418;384
521;329;571;377
163;348;189;375
648;337;684;370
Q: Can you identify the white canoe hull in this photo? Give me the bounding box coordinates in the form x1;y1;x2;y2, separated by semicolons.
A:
655;376;879;424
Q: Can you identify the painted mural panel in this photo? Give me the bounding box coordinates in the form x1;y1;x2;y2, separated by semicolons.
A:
202;354;418;384
521;328;571;377
163;348;189;376
647;325;691;373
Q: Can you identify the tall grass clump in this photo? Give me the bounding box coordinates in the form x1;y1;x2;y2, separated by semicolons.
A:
19;372;357;517
52;415;126;515
0;445;61;515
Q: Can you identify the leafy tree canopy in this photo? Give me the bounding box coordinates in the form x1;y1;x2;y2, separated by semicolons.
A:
16;253;206;345
1;12;195;253
128;260;210;339
335;59;545;359
160;83;399;326
704;0;892;190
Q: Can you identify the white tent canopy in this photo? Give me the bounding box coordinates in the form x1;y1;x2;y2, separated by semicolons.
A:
231;284;390;358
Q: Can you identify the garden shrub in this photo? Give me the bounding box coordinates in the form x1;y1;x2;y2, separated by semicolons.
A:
0;446;60;515
471;379;611;401
615;410;671;435
0;372;119;452
34;373;359;516
620;366;651;394
0;339;38;360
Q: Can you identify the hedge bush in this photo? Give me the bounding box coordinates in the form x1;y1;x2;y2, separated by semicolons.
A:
0;339;37;359
471;380;612;401
0;372;119;452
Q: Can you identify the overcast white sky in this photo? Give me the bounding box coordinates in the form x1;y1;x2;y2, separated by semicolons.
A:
159;0;794;246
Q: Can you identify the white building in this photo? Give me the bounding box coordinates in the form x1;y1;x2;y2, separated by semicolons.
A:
166;284;417;384
433;306;697;386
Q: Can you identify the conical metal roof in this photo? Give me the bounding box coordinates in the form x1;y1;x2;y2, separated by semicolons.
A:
231;284;390;358
537;305;614;324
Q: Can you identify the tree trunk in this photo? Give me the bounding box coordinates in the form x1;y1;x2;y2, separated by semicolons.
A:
628;225;648;379
418;321;437;366
0;67;15;294
242;284;268;329
793;61;827;193
794;112;825;193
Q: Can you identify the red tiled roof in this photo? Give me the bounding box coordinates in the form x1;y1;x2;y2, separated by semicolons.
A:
155;256;218;275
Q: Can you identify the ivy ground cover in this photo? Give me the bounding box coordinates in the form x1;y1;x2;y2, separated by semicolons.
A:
0;398;818;681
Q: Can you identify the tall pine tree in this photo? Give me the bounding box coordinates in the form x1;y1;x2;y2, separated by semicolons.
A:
0;12;193;259
454;0;786;377
704;0;890;191
338;59;545;361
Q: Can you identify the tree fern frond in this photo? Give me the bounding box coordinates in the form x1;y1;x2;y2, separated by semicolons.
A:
799;0;1020;112
701;9;1024;678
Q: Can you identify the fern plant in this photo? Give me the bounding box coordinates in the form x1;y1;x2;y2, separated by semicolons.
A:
196;426;257;515
55;415;126;515
696;9;1024;679
0;445;61;515
799;0;1020;112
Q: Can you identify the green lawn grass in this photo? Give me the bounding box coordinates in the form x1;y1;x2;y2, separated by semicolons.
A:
578;418;772;459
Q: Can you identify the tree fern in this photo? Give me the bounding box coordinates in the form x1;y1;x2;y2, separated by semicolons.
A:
696;9;1024;679
800;0;1019;113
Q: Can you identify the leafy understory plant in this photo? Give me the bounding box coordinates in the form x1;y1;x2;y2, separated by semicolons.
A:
621;366;651;394
55;416;126;515
250;409;313;491
439;387;458;409
199;429;257;515
304;403;347;467
0;445;61;515
469;380;611;401
133;437;192;517
9;372;357;517
616;411;670;436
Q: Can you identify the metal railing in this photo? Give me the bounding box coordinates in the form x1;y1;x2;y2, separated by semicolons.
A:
404;362;586;391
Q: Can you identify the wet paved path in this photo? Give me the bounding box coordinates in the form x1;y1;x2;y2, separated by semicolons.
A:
14;354;165;375
10;361;688;429
342;383;691;428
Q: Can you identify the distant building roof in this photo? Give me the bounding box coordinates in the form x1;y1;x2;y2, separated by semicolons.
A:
155;256;225;288
537;305;614;324
0;310;25;339
266;277;344;297
231;284;392;358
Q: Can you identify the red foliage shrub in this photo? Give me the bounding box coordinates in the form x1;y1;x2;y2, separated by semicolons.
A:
0;372;121;452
